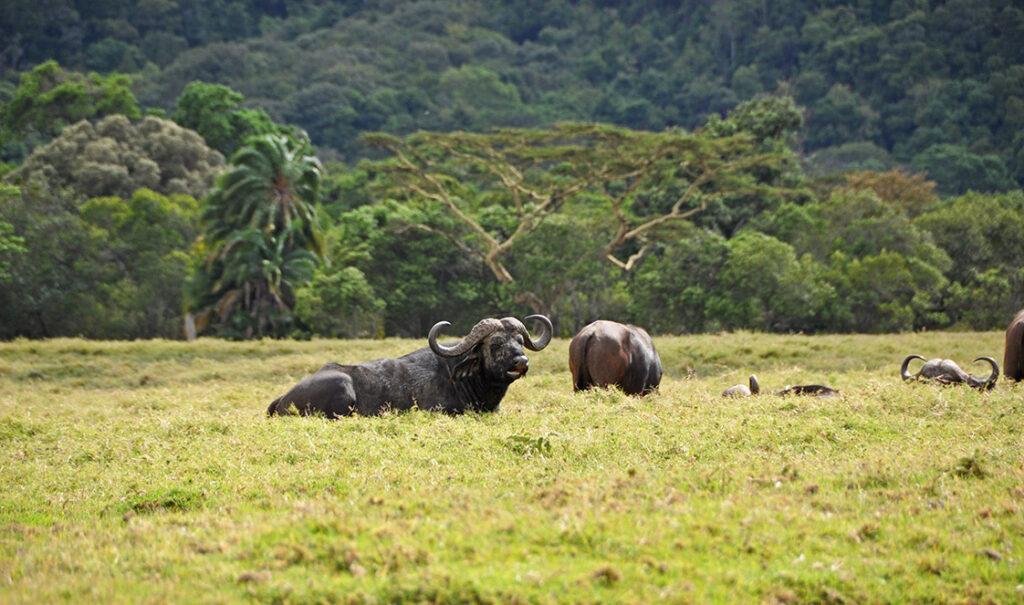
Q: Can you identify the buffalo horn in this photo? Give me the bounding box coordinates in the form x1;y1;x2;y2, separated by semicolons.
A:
901;354;925;381
973;356;1000;391
749;375;760;395
521;314;553;351
428;318;503;357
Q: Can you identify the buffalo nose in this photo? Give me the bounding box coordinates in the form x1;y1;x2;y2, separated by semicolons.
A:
513;356;529;374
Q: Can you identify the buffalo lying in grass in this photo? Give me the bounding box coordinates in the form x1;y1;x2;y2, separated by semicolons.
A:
267;315;552;417
900;355;999;390
569;320;662;396
722;375;760;397
775;384;840;398
721;376;839;398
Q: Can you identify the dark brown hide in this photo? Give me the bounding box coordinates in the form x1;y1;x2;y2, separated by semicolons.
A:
1005;309;1024;382
568;320;662;396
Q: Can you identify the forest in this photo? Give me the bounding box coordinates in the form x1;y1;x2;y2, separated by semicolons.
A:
1;0;1023;339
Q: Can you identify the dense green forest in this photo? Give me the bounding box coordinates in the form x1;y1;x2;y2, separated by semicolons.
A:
0;0;1022;339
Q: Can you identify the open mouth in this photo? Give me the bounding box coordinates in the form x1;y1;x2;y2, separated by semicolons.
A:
506;369;527;379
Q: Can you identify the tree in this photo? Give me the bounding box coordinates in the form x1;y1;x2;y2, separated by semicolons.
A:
202;134;323;255
7;114;224;200
841;169;938;217
193;134;325;338
816;188;950;271
196;226;318;338
912;144;1015;196
710;231;834;332
804;84;879;150
172;81;285;156
365;121;791;310
835;251;948;333
0;186;200;339
294;266;385;338
320;201;501;338
0;60;140;161
629;226;729;334
76;189;201;338
0;185;26;283
915;191;1024;285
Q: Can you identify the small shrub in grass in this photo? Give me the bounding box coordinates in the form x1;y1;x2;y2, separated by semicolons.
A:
506;434;553;457
125;487;203;514
952;451;987;479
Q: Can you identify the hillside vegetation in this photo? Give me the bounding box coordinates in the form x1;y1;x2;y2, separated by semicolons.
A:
3;0;1023;193
1;333;1022;602
1;2;1023;340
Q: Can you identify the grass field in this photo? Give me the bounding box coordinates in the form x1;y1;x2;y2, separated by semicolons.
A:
0;332;1021;604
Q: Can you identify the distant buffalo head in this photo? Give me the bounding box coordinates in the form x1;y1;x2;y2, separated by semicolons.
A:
900;355;999;390
429;315;553;383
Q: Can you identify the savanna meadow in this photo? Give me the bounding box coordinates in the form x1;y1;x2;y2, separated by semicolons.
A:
3;0;1024;603
1;333;1022;603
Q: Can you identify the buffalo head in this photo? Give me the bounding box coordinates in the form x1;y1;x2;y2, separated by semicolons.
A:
429;315;553;383
900;354;999;390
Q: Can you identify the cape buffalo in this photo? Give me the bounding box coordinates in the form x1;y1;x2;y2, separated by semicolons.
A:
720;376;839;398
267;315;552;417
722;375;759;397
900;355;999;390
1005;309;1024;381
775;384;840;398
568;320;662;396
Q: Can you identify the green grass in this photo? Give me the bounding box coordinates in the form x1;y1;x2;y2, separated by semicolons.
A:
0;332;1021;603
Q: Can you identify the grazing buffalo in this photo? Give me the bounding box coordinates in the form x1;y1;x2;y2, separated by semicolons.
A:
568;320;662;396
1006;309;1024;381
267;315;552;417
722;375;760;397
900;355;999;390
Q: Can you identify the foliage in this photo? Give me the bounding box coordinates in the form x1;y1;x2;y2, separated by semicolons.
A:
711;231;833;332
294;266;384;338
7;0;1022;192
193;134;324;338
0;60;140;161
6;114;224;200
629;227;730;334
0;186;26;282
202;134;322;252
364;117;793;308
911;144;1016;196
0;3;1021;341
321;202;499;338
172;81;286;156
841;169;938;217
0;187;199;339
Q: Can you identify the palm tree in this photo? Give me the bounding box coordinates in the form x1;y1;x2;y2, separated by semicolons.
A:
203;134;324;257
205;225;317;337
193;134;325;337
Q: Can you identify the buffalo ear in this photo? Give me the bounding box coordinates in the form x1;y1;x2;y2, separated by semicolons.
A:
450;350;481;381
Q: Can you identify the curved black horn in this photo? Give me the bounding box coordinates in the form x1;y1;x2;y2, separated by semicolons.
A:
521;314;553;351
973;356;999;391
428;319;502;357
901;354;925;381
749;375;760;395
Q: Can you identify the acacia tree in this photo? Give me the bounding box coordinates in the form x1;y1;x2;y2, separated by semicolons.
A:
193;134;324;338
364;121;792;310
